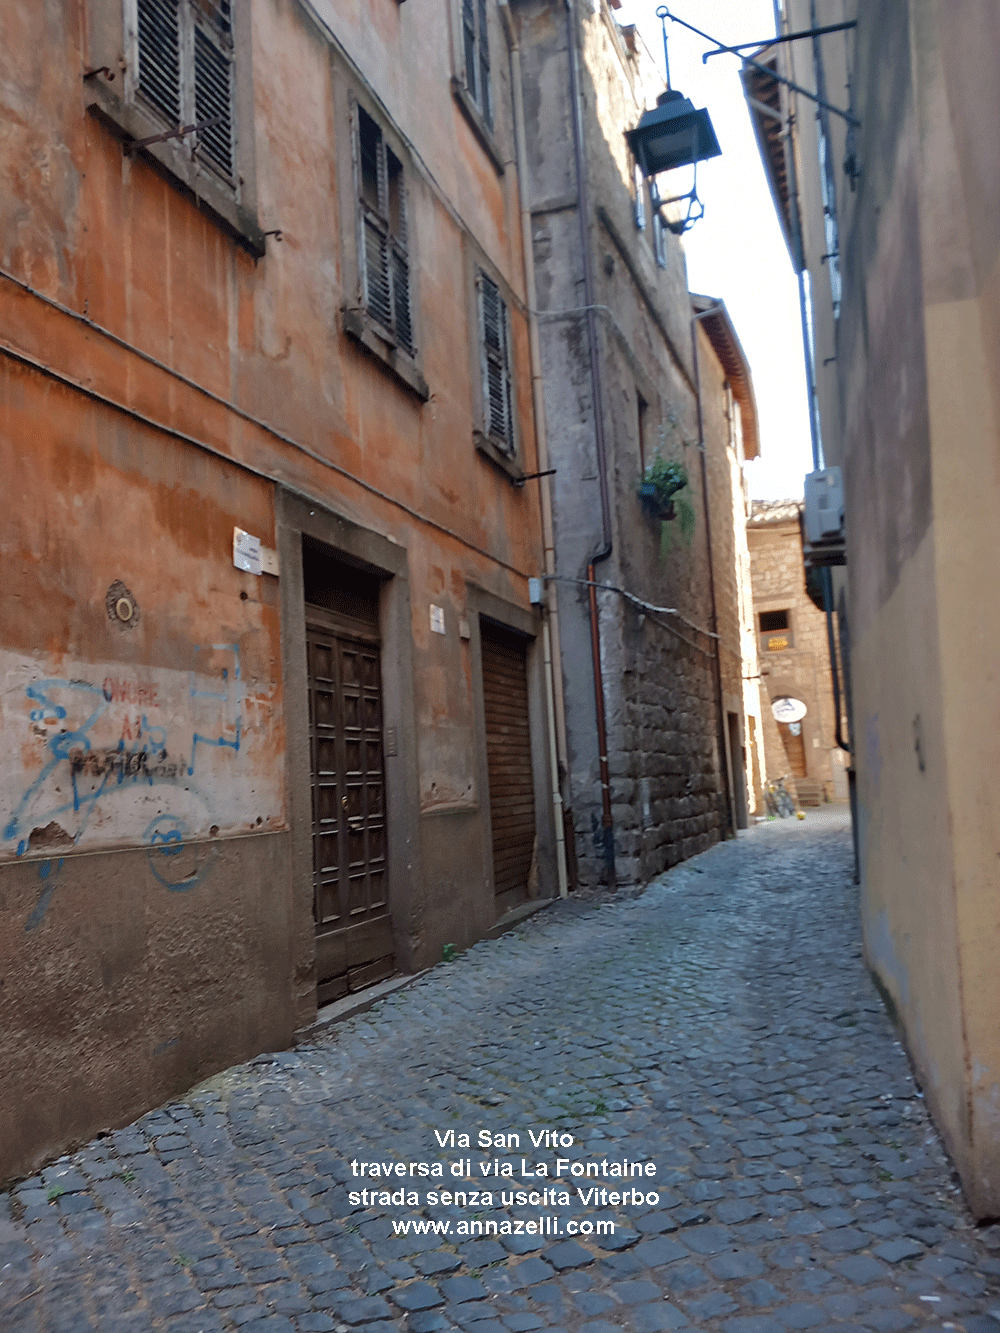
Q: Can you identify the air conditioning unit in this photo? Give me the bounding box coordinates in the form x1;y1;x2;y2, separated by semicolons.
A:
803;467;846;567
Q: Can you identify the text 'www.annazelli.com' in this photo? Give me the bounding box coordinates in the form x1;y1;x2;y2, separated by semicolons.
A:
390;1216;615;1237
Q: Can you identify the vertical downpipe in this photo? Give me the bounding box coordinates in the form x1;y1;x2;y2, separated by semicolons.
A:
501;2;569;896
566;0;616;887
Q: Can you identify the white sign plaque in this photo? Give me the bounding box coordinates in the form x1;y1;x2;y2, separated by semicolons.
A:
430;604;446;635
233;527;262;576
772;696;807;724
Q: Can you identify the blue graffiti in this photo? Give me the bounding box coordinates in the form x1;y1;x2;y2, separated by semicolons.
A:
4;679;109;849
188;644;242;774
25;857;66;933
5;647;243;927
144;814;214;892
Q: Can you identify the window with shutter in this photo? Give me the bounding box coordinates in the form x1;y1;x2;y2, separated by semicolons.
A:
634;163;646;231
358;109;414;356
461;0;492;129
653;210;667;268
479;271;514;456
134;0;235;184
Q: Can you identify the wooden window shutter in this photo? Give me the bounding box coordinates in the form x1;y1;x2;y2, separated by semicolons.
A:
480;272;513;454
461;0;491;128
135;0;235;181
477;0;491;127
193;2;235;179
136;0;182;126
358;110;413;355
387;149;413;356
462;0;478;106
359;110;392;332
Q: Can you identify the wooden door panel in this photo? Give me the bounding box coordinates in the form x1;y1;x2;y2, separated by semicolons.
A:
778;720;808;778
307;610;393;999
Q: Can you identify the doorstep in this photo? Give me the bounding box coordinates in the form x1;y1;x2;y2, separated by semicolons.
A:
296;898;558;1044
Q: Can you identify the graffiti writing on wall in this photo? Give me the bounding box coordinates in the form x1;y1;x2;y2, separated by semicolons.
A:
2;646;244;929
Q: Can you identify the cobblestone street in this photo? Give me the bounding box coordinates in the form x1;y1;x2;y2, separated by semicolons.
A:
3;809;999;1333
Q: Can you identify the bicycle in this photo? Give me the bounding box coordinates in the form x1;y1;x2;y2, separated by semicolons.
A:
764;775;796;818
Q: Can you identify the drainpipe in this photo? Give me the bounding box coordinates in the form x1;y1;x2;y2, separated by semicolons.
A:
566;0;616;887
783;104;823;471
690;305;734;837
500;2;569;897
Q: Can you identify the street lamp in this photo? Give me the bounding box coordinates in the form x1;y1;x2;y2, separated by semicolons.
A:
626;9;721;234
626;90;721;179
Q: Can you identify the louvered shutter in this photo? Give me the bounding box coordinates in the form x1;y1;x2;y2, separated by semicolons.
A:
360;116;393;333
480;273;513;454
193;6;234;180
388;150;412;356
392;249;413;355
136;0;181;126
477;0;492;127
364;221;392;331
358;112;413;354
463;0;477;105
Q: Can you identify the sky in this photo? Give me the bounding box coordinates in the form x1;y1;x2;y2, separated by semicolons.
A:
616;0;813;500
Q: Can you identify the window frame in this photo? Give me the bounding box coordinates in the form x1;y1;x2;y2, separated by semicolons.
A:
450;0;505;174
758;607;795;653
652;208;668;267
461;0;492;130
84;0;263;255
338;90;428;402
471;262;522;480
356;107;414;359
634;162;646;231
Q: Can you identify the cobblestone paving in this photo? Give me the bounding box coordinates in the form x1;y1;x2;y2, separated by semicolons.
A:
4;809;1000;1333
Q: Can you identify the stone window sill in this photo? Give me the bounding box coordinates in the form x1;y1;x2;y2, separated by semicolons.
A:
343;307;430;402
475;430;524;483
451;78;505;176
85;78;265;258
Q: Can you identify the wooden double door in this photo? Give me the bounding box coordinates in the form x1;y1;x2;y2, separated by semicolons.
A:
307;605;393;1004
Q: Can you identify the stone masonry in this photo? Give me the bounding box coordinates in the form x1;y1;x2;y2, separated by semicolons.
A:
748;503;845;802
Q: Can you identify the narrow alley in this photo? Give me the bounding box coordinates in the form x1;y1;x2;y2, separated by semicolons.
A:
3;811;998;1333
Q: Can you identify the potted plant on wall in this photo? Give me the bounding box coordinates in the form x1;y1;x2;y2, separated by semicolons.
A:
637;453;688;520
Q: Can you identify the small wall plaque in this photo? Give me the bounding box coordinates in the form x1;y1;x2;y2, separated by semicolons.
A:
233;527;262;576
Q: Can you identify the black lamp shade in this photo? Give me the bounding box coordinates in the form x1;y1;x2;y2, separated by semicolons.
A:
627;90;722;177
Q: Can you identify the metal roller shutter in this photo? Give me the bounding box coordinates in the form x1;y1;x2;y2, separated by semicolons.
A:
480;623;536;913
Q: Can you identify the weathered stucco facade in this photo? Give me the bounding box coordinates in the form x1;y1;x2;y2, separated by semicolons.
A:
1;0;557;1182
512;0;763;884
754;0;1000;1215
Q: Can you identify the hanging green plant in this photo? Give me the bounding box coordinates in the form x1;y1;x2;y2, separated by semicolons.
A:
658;484;697;558
638;454;688;520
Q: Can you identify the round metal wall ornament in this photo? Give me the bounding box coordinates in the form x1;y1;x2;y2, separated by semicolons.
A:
105;579;140;629
771;696;807;724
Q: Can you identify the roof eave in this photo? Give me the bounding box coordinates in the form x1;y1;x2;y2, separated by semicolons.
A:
691;294;761;461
